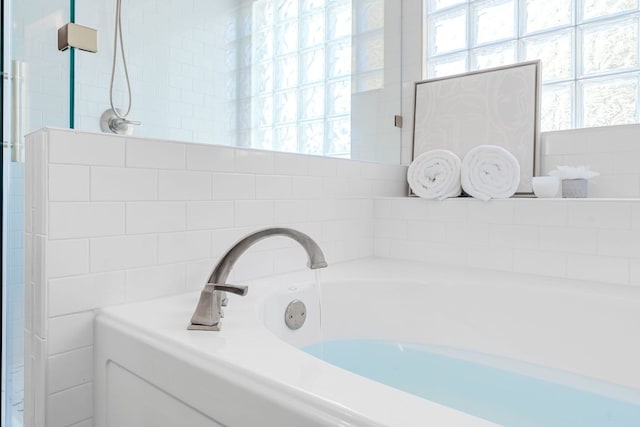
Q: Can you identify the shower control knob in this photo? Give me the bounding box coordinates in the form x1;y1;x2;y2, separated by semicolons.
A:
100;108;141;135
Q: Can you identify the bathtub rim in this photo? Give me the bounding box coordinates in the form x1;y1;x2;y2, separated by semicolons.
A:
93;257;640;427
94;260;522;427
94;293;500;427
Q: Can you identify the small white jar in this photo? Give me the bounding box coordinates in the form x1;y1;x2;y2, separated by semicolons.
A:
532;176;561;198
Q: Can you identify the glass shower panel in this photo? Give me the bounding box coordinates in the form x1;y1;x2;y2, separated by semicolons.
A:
2;1;71;427
74;0;239;146
11;0;71;133
73;0;403;164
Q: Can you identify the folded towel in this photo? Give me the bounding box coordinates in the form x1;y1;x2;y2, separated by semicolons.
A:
461;145;520;201
408;149;462;200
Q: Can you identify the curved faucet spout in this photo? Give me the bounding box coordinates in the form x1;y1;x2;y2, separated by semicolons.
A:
188;227;327;331
209;227;327;286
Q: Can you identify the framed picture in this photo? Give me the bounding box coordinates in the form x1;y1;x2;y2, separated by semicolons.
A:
412;61;541;195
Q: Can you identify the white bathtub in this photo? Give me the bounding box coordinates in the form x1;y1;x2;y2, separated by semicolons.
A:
94;258;640;426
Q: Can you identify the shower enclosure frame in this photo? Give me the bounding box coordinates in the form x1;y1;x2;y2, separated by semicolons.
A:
1;0;76;424
1;3;7;427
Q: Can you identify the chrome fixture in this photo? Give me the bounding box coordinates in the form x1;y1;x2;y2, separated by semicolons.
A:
188;228;328;331
8;60;24;162
102;0;140;134
57;23;98;53
100;108;140;135
284;299;307;330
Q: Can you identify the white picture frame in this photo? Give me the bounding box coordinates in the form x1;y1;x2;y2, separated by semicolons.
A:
412;61;541;195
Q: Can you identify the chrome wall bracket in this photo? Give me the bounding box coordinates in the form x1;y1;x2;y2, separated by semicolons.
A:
58;23;98;53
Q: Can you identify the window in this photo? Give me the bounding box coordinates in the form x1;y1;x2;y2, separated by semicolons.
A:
228;0;353;157
227;0;385;158
424;0;640;131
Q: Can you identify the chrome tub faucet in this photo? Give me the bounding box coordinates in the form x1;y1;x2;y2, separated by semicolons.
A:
188;227;328;331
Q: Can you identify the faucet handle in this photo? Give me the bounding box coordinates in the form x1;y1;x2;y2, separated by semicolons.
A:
214;284;247;311
212;283;248;296
188;285;220;330
187;283;247;330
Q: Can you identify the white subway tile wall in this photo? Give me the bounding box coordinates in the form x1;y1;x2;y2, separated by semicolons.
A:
24;128;407;427
25;124;640;426
126;202;186;234
126;140;187;170
374;197;640;286
47;312;94;356
49;131;125;167
45;383;93;427
48;203;125;239
91;167;158;201
542;124;640;198
48;165;90;202
46;347;93;394
68;0;405;168
74;0;237;147
48;272;126;318
631;258;640;285
185;201;234;231
158;170;213;201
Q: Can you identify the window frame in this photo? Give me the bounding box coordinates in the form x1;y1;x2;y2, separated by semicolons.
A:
424;0;640;131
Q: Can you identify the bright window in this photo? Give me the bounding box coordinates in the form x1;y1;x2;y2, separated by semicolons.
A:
424;0;640;131
228;0;353;157
253;0;353;157
228;0;385;158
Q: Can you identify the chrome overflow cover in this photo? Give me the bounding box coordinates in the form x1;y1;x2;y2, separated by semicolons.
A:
284;299;306;330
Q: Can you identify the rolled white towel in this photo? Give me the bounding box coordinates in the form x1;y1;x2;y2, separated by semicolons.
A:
461;145;520;201
408;149;462;200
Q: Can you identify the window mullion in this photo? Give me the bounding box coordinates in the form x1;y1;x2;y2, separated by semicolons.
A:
297;0;303;154
323;1;330;156
271;4;277;150
514;0;520;51
574;0;581;128
466;1;472;72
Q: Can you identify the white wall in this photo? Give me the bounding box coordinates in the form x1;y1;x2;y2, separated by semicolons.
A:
400;0;423;166
375;197;640;286
380;122;640;287
23;128;407;427
542;124;640;198
73;0;404;164
23;124;640;426
75;0;237;144
350;0;404;163
379;119;640;286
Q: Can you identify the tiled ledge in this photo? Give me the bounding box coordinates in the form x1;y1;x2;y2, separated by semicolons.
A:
377;196;640;202
373;196;640;287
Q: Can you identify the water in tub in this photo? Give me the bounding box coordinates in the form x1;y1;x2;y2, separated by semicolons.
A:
314;269;324;359
304;339;640;427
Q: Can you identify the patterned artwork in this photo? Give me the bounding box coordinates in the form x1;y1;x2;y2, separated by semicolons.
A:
413;61;540;194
